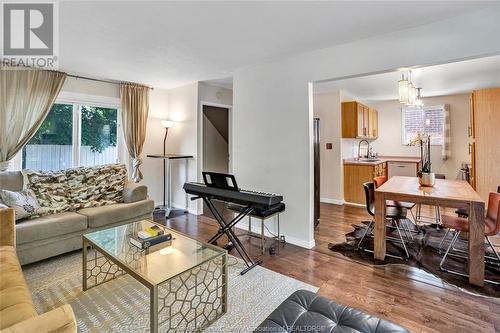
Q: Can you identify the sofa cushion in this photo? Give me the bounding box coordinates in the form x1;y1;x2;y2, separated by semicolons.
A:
0;246;37;330
0;172;23;192
77;199;154;228
0;189;41;220
23;170;72;215
16;212;88;245
254;290;409;333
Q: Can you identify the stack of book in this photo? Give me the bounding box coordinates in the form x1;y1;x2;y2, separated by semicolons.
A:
130;225;172;249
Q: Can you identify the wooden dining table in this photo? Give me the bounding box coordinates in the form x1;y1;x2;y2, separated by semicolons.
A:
374;176;486;286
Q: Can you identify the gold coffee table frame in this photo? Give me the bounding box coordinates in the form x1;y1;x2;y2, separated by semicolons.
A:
82;220;227;333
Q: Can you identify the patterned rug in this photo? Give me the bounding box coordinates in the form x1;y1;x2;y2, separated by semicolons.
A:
23;251;318;332
328;222;500;297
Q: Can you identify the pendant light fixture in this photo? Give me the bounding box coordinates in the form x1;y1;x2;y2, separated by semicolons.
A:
398;69;422;106
398;72;409;104
415;88;424;107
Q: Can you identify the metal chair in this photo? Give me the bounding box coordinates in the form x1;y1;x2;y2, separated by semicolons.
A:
416;174;446;226
373;176;418;237
357;181;411;258
455;185;500;218
439;192;500;284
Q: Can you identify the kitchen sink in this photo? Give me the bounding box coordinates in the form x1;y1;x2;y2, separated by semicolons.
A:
358;158;381;162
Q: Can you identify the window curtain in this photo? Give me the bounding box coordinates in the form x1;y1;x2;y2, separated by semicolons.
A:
442;104;451;160
120;83;149;182
0;69;66;172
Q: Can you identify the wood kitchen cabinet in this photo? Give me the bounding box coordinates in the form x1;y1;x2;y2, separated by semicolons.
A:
342;101;378;139
469;88;500;201
344;162;386;205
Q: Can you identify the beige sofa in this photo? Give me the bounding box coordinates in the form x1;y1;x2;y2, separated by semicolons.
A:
0;171;154;265
0;208;77;333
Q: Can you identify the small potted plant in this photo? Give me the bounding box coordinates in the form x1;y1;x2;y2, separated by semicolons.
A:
409;133;435;186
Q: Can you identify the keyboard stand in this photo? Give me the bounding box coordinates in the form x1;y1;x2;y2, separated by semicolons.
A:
201;196;263;275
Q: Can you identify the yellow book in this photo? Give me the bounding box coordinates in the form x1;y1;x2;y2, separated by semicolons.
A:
145;227;158;237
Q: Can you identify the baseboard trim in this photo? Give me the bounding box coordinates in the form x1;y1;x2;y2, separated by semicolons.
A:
161;203;316;250
236;221;315;250
320;198;344;205
154;201;200;215
343;201;365;207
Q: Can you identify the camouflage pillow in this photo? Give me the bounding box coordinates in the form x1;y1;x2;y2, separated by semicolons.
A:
66;164;127;210
23;170;72;215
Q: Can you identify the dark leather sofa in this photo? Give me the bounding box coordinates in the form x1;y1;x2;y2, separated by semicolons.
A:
254;290;409;333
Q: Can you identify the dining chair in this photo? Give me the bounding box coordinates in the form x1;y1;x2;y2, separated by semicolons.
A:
439;192;500;284
357;181;411;258
416;174;446;226
455;185;500;218
373;176;418;235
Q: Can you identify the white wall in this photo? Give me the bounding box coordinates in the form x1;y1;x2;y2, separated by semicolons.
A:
140;82;234;214
165;83;199;213
61;77;119;98
141;88;169;205
233;8;500;249
198;82;233;105
370;93;470;180
313;91;343;203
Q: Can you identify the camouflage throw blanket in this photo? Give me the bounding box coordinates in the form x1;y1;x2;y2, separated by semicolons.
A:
22;170;72;215
24;164;127;215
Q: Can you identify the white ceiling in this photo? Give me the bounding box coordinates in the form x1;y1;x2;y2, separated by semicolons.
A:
58;1;498;90
314;54;500;101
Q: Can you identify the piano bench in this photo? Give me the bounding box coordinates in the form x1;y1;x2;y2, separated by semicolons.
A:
227;202;285;255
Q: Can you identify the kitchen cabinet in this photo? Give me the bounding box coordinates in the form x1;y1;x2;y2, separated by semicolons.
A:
344;162;386;205
342;101;378;139
469;88;500;201
369;108;379;138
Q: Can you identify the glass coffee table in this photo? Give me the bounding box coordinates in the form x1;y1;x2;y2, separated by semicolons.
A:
82;219;227;333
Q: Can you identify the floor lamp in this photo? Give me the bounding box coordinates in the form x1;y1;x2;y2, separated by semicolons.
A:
158;120;174;213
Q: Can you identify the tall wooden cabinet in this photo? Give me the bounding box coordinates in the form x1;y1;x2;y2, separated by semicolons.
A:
469;88;500;201
341;101;378;139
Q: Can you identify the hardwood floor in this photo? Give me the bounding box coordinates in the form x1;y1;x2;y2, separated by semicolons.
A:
156;203;500;333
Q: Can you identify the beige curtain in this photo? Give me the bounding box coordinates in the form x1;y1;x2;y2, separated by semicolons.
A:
442;104;451;160
120;83;150;182
0;69;66;172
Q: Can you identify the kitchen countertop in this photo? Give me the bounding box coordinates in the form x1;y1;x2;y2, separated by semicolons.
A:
343;156;421;165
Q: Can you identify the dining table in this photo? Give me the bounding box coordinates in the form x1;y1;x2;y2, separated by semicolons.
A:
374;176;485;286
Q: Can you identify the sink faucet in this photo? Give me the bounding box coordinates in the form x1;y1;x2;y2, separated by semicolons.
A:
358;139;370;159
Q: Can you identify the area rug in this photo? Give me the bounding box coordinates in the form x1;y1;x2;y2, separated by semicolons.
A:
328;221;500;297
23;251;318;332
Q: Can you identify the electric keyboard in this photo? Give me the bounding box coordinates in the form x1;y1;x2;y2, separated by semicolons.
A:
183;172;284;275
183;182;283;208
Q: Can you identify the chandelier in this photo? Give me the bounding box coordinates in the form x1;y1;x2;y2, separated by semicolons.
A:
398;70;423;106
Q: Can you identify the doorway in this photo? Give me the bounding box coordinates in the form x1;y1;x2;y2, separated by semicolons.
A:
201;104;230;219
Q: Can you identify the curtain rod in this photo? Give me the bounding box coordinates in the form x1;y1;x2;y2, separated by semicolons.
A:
67;73;154;90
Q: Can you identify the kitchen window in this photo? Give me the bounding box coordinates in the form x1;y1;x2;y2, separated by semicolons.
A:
402;105;445;146
22;100;121;171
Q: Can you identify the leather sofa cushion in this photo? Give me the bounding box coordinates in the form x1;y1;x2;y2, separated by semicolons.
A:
77;199;154;228
255;290;409;333
16;212;88;245
0;246;37;329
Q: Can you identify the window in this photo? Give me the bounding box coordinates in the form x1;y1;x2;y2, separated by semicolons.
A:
23;102;120;171
402;106;445;146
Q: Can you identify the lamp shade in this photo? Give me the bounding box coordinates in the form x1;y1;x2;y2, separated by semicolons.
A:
161;120;175;128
